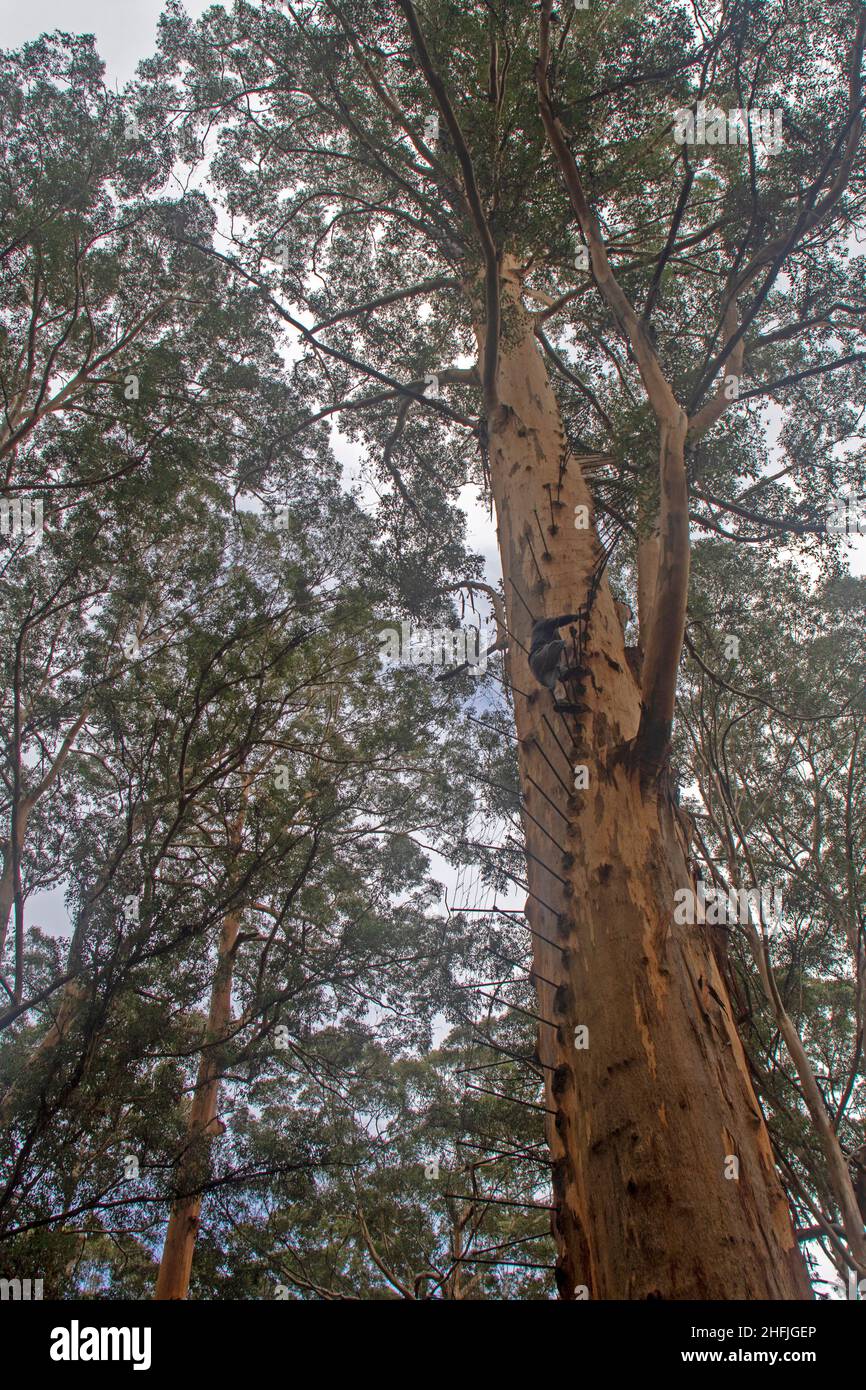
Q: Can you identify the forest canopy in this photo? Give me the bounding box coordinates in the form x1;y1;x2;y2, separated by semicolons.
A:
1;0;865;1308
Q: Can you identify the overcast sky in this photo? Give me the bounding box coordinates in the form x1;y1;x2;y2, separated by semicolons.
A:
0;0;212;82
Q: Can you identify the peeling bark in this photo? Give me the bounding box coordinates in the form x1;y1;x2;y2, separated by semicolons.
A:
476;265;811;1300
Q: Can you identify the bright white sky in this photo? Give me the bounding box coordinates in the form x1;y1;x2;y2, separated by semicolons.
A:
0;0;212;83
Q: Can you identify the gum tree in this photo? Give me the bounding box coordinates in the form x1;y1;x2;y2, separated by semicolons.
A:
151;0;866;1297
0;31;496;1299
678;545;866;1294
0;29;323;999
0;495;488;1297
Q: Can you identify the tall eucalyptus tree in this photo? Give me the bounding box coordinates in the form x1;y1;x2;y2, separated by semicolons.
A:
148;0;866;1296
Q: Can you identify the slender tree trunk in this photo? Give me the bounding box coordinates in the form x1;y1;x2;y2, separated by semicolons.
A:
154;907;240;1300
0;816;26;962
477;264;811;1300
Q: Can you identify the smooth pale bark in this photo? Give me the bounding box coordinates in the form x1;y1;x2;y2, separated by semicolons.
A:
636;528;659;654
154;907;240;1300
476;266;811;1299
635;411;690;776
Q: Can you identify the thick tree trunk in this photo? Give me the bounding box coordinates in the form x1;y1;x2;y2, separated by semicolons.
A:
154;908;239;1300
478;266;811;1300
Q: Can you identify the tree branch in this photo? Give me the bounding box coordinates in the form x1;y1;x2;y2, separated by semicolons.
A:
397;0;501;413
